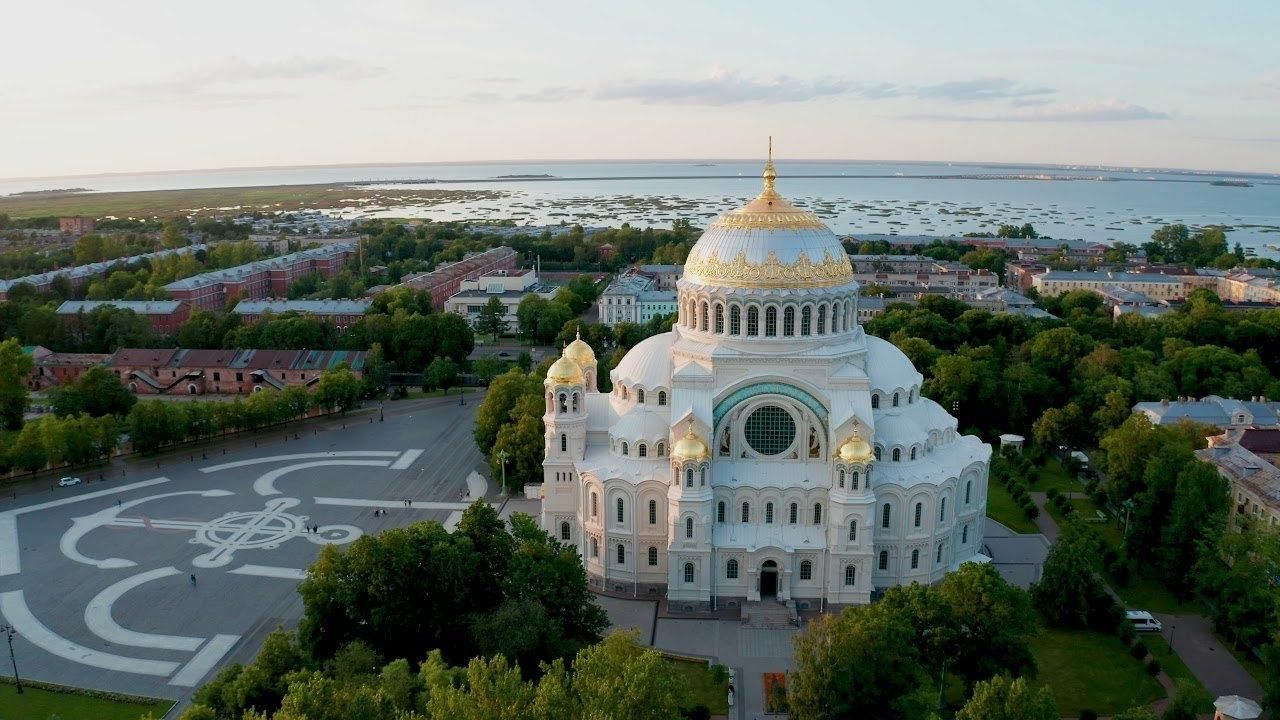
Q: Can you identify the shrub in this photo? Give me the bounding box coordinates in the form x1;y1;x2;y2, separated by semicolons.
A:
1115;618;1136;643
1045;487;1060;501
1080;709;1098;720
681;706;711;720
1145;658;1161;676
1130;641;1148;660
1023;504;1040;520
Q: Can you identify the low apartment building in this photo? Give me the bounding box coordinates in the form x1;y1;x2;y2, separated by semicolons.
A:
1133;395;1280;430
56;300;191;335
110;347;366;395
848;254;998;295
399;246;517;308
443;269;558;329
0;244;206;301
24;347;110;390
598;272;678;327
232;299;372;329
1198;430;1280;530
164;243;356;311
1031;270;1185;300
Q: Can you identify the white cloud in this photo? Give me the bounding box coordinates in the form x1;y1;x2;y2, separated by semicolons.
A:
903;100;1170;123
916;77;1055;103
124;56;385;108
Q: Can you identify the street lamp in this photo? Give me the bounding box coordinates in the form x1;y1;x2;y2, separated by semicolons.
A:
496;450;509;496
0;623;22;693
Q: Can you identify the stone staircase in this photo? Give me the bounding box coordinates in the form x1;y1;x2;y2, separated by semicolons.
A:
743;599;798;629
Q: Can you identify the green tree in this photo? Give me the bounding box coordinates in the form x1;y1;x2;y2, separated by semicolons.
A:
476;296;510;341
316;364;361;412
472;357;507;385
361;342;390;397
473;369;541;451
490;394;546;492
434;312;476;363
0;339;33;430
1160;679;1211;720
570;630;685;720
50;366;136;417
1032;522;1117;630
956;675;1057;720
422;358;460;392
938;561;1038;686
1032;402;1086;449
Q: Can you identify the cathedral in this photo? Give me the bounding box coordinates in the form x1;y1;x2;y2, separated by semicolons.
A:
539;153;991;610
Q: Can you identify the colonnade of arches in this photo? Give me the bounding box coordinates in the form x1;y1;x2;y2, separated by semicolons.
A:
677;294;859;338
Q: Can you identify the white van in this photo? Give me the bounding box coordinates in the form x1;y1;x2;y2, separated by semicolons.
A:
1126;610;1162;633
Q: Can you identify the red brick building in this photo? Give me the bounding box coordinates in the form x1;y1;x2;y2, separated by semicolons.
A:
231;299;371;330
25;347;111;390
164;243;357;311
110;347;366;395
59;216;96;236
399;246;516;308
56;300;191;336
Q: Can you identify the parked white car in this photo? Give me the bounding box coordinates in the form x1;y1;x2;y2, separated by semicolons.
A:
1126;610;1162;632
58;476;82;487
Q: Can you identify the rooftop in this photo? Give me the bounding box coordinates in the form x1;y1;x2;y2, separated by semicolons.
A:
164;243;356;291
0;244;207;292
1038;270;1183;284
56;300;187;315
232;299;373;315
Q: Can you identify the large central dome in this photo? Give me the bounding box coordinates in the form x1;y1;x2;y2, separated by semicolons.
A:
683;152;853;289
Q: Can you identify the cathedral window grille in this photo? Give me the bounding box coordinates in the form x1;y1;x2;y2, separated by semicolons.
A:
879;550;888;570
649;499;657;524
817;305;826;334
617;544;626;565
765;306;777;337
616;498;625;523
648;546;658;566
730;306;741;335
658;391;667;406
871;393;880;409
800;560;813;580
892;448;901;462
699;468;706;486
637;389;645;404
686;468;693;487
622;442;629;456
881;503;891;528
845;565;856;586
765;502;774;524
849;519;858;542
936;543;943;564
852;471;860;490
939;498;946;522
743;405;796;457
914;502;922;528
741;502;750;523
874;446;882;461
684;563;695;584
726;558;739;579
962;525;969;544
910;447;917;461
657;441;666;456
638;443;647;458
685;517;694;538
789;503;798;524
560;522;570;541
717;502;725;522
572;393;579;412
839;468;845;488
965;480;972;504
558;394;567;413
911;549;919;569
714;304;724;333
783;306;795;336
560;434;567;452
747;306;759;336
893;392;900;407
699;301;708;331
591;538;598;557
591;492;598;518
801;306;812;335
813;503;823;524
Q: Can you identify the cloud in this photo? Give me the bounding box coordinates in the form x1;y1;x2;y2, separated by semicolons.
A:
593;66;871;106
124;56;385;108
902;100;1170;123
916;77;1055;103
514;85;583;103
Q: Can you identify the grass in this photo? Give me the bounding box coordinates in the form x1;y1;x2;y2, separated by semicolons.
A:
1223;641;1269;687
1113;575;1198;615
1032;458;1080;493
1144;634;1208;699
0;682;172;720
663;657;729;714
986;480;1039;534
1029;626;1165;715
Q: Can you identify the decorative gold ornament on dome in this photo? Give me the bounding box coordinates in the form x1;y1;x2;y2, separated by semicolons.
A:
837;426;874;463
672;429;711;461
685;249;853;288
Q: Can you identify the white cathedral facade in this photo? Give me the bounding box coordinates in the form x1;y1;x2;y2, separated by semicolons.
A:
539;158;991;610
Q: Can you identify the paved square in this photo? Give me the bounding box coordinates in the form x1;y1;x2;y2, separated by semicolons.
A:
0;398;488;701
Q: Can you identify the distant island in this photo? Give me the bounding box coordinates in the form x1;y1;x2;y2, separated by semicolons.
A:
496;173;555;179
7;187;93;196
1211;180;1253;187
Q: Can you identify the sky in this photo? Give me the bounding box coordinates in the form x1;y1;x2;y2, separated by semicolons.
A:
2;0;1279;179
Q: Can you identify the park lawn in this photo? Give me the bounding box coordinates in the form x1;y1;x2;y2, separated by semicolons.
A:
0;682;172;720
1033;458;1080;493
1113;575;1198;615
1144;635;1211;707
986;480;1039;534
664;657;729;715
1029;626;1165;716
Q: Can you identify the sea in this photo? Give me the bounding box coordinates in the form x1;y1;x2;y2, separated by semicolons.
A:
4;160;1279;257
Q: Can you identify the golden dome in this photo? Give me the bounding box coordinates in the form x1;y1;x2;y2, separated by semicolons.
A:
672;430;710;461
564;329;596;366
837;431;873;463
545;355;584;385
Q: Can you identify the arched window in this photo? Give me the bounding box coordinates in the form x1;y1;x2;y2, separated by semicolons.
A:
939;498;946;522
911;549;919;569
683;562;695;584
572;393;579;412
657;442;666;456
848;519;858;542
638;443;647;458
591;492;598;518
686;468;693;487
685;517;694;538
845;565;856;586
813;503;823;524
892;448;901;462
881;503;891;528
714;304;724;333
765;502;774;524
622;442;629;456
817;305;827;334
741;502;750;523
962;525;969;544
617;543;626;565
717;501;725;522
834;304;843;332
616;497;624;524
914;502;923;528
658;391;667;406
637;389;645;404
801;306;812;336
560;434;567;452
747;306;759;336
879;550;888;570
909;388;915;403
699;301;708;331
783;306;795;336
910;447;917;461
765;306;777;336
648;546;658;566
558;393;568;413
852;471;860;490
560;522;571;541
649;499;657;525
965;480;972;504
800;560;813;580
874;446;882;461
591;538;598;557
893;392;900;407
936;543;943;564
839;468;845;488
730;305;741;335
700;468;706;486
871;393;880;409
789;502;798;524
727;558;739;579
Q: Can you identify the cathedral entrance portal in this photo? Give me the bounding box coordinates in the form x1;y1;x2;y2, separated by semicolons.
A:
760;560;778;598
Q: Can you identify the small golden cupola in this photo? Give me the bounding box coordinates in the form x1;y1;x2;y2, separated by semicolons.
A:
545;354;584;386
837;428;874;463
564;329;596;366
672;430;711;461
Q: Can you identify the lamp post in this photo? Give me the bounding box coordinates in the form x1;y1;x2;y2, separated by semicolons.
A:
496;450;509;496
1;623;21;693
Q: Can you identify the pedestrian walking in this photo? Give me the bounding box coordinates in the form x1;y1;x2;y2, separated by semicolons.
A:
190;574;197;586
